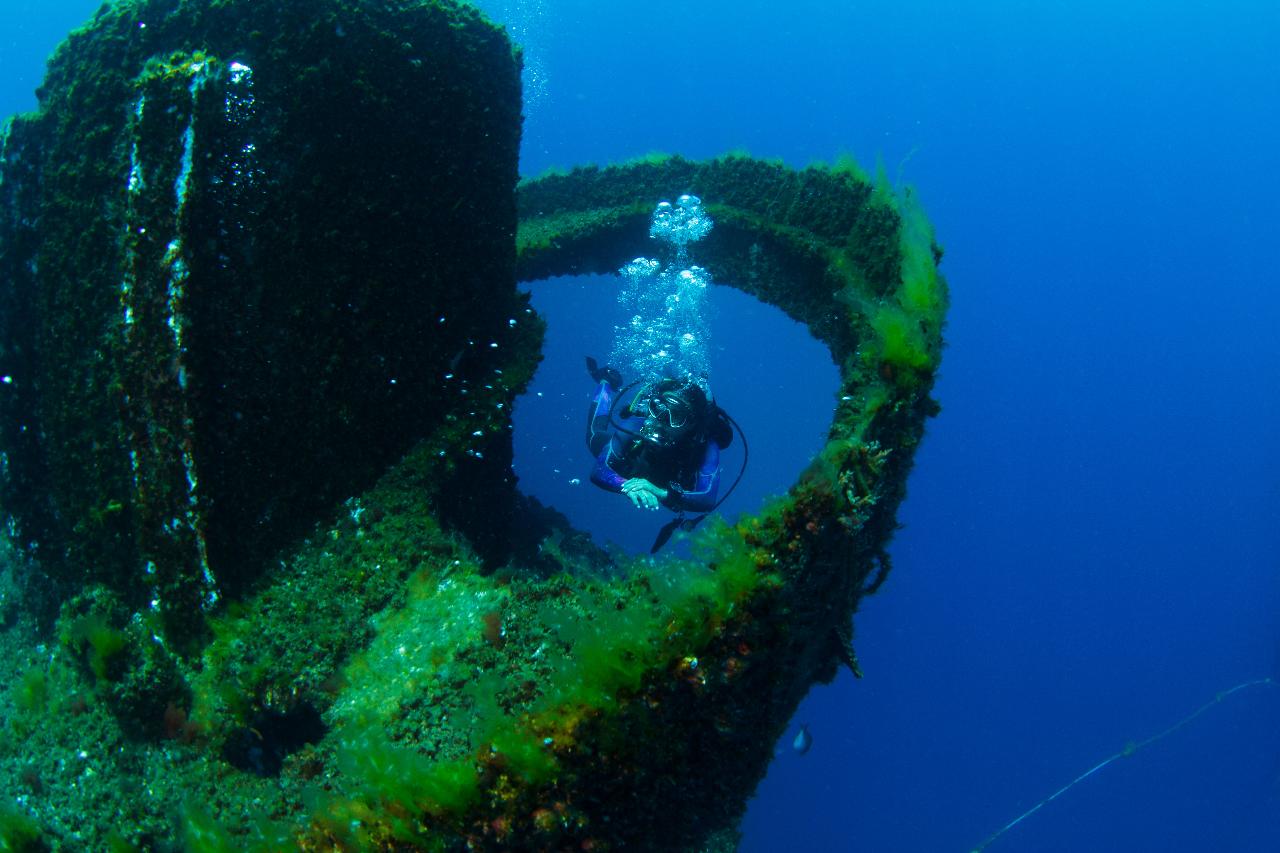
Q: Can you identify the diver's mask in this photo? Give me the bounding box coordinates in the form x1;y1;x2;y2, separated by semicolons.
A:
648;390;694;430
639;389;695;447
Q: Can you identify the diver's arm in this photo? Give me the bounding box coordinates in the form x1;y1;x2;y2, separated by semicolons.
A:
593;453;667;510
664;442;721;512
590;446;627;493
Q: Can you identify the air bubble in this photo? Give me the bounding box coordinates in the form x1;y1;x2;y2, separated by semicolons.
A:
611;196;716;386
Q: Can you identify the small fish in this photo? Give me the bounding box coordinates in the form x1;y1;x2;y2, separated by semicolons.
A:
792;724;812;755
585;356;622;388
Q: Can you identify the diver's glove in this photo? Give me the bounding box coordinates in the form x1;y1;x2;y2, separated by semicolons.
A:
585;356;623;390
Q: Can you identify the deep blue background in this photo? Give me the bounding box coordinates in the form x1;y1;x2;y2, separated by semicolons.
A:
3;1;1278;850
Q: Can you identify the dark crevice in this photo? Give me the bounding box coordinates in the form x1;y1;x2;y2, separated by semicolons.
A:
222;703;326;777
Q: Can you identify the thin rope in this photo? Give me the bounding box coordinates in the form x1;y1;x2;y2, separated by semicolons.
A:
969;677;1278;852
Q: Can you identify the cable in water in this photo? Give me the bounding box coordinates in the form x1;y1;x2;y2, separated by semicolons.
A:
970;677;1278;852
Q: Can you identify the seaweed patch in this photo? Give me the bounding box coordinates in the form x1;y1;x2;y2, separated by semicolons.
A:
0;1;944;849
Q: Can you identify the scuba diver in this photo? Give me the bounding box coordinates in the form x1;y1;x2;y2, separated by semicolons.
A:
585;358;744;552
586;195;744;550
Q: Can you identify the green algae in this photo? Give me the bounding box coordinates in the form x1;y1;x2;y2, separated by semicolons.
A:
61;613;129;683
0;805;42;852
0;149;945;850
0;2;946;850
0;0;527;654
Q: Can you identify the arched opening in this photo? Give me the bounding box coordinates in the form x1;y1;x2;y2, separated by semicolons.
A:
512;273;840;556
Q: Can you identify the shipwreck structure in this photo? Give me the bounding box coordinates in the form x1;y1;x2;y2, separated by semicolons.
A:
0;1;946;850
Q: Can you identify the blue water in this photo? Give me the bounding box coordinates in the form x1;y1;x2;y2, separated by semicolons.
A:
3;1;1278;850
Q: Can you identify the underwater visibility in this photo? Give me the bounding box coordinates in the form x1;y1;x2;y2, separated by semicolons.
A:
3;0;1278;851
0;0;945;848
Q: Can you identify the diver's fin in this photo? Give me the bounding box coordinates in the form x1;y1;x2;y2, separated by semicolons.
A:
650;513;708;553
681;514;708;534
586;356;622;389
650;516;684;553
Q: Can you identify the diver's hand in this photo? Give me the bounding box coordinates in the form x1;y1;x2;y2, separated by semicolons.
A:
621;479;669;511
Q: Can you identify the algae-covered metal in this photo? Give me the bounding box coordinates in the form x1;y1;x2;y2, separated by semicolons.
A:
0;0;524;650
0;1;946;850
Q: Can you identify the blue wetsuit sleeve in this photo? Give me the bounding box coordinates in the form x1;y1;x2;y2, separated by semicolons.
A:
589;382;630;493
667;441;720;512
591;445;627;493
